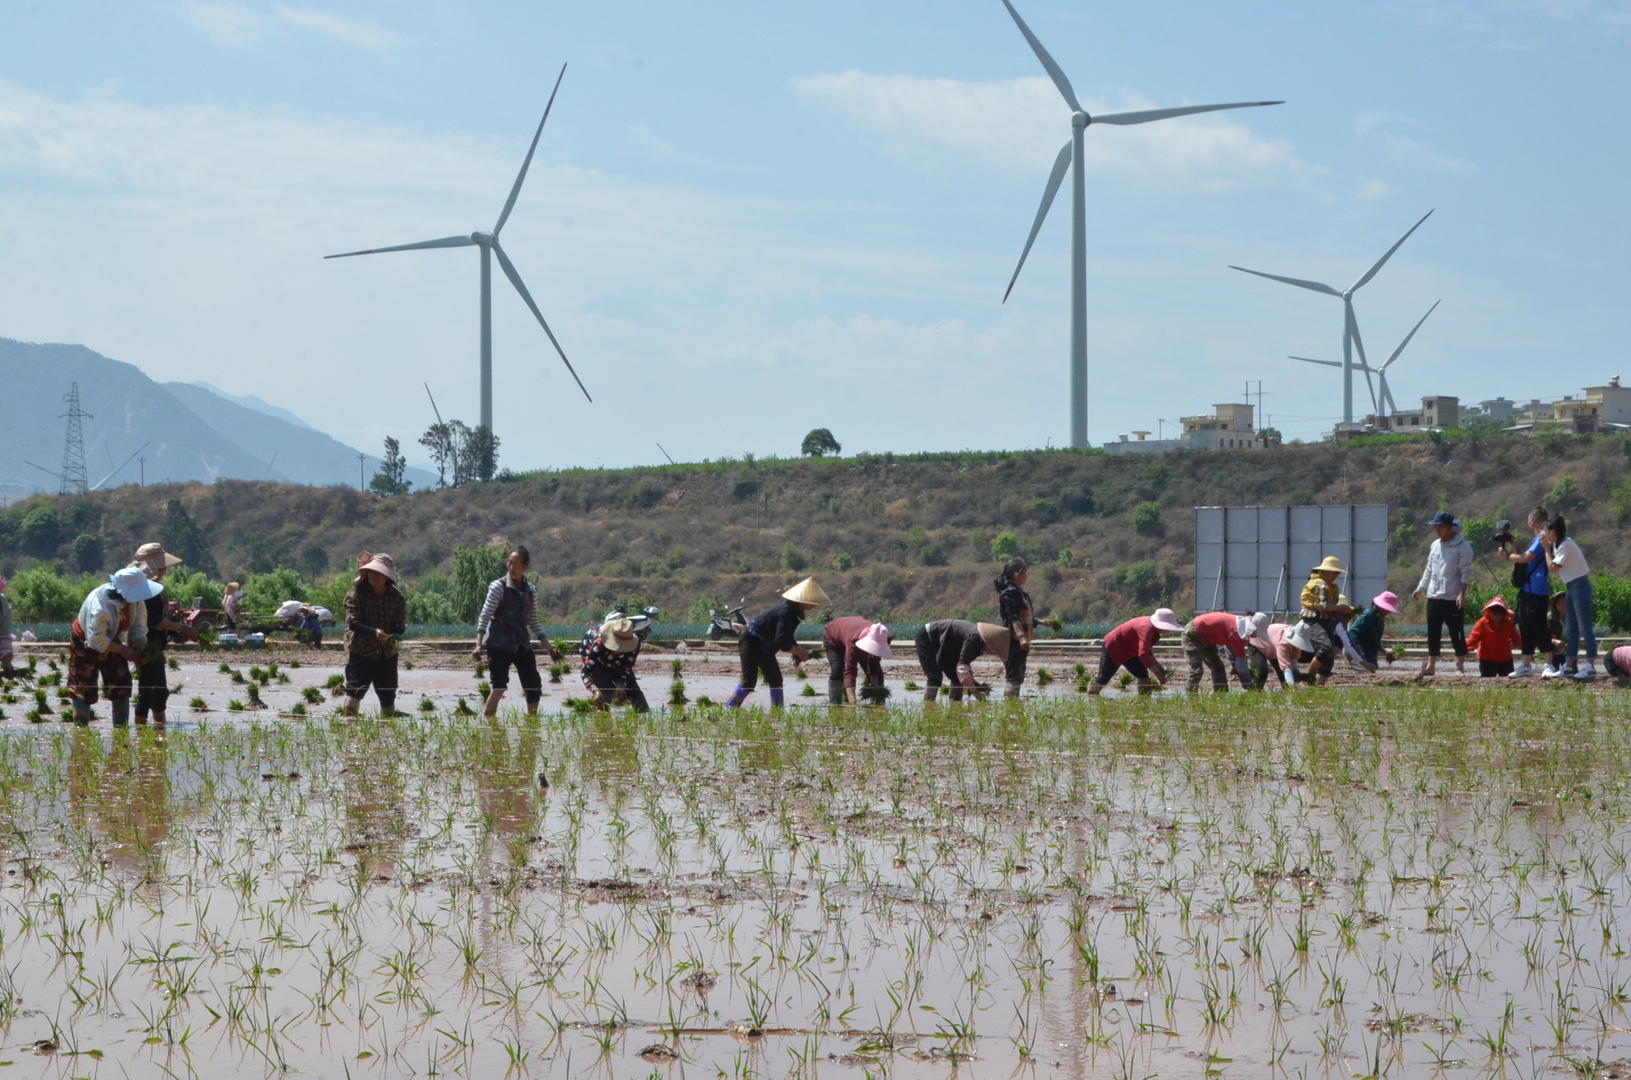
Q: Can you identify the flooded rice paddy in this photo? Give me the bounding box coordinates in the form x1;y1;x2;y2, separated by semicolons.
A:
3;657;1631;1078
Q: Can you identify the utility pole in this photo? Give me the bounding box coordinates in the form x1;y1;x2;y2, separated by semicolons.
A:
357;453;367;492
138;456;145;486
59;383;91;495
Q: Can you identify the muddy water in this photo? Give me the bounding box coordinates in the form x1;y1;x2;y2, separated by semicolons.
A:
1;689;1628;1078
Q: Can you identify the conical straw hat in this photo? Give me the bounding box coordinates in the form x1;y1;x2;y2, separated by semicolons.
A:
782;577;830;606
976;622;1012;662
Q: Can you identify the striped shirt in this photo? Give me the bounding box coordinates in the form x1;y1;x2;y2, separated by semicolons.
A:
475;577;543;641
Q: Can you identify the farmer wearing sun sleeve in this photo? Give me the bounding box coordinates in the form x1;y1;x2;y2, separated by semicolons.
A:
342;552;407;716
822;617;892;705
1088;608;1180;695
727;577;829;709
913;619;1011;703
69;566;162;726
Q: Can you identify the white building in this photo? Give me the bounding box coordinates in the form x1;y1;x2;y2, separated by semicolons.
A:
1104;403;1265;455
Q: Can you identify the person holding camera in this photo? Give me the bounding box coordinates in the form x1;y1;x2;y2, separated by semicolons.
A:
1543;515;1596;679
1412;511;1473;677
1502;506;1553;677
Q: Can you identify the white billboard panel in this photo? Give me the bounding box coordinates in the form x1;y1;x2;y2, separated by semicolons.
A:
1194;505;1390;615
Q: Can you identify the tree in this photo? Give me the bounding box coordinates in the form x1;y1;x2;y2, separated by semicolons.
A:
419;422;457;488
1258;427;1283;447
801;428;841;457
461;425;500;484
450;544;507;622
69;533;103;572
162;499;218;577
1132;501;1163;537
18;507;60;557
369;437;412;496
990;531;1021;560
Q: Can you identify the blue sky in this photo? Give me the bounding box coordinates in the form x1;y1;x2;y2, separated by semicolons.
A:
1;0;1627;469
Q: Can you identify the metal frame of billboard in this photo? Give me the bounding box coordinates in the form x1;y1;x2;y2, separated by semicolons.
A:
1194;505;1390;616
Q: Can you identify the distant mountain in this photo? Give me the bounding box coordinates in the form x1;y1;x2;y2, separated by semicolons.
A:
0;338;434;493
181;381;317;432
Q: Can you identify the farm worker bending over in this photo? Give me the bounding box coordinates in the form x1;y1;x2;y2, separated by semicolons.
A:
913;620;1011;703
1088;608;1181;695
727;577;829;709
1466;596;1524;678
69;566;162;726
1249;622;1304;688
822;617;892;705
1298;557;1350;685
1181;611;1270;692
1603;645;1631;683
130;542;200;726
1345;591;1400;672
579;616;648;712
342;552;407;717
473;546;562;718
1412;511;1473;677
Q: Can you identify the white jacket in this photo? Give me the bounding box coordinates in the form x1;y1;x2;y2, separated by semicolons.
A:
1417;529;1474;600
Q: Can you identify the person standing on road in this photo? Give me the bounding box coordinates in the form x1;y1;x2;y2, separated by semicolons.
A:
913;619;1011;703
1503;507;1552;677
1544;515;1596;679
473;546;562;718
1088;608;1180;695
342;552;407;717
68;566;162;726
130;542;200;726
727;577;829;709
1412;511;1473;677
821;617;892;705
994;557;1038;699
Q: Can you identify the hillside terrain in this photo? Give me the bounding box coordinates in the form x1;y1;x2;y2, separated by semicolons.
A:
0;431;1625;623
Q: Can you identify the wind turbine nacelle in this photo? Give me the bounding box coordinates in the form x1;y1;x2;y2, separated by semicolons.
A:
1073;111;1090;128
471;231;494;246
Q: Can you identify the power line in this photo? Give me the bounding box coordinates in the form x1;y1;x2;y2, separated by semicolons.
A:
59;383;91;495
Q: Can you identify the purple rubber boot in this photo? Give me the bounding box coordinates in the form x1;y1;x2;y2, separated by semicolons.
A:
768;687;785;709
727;684;751;708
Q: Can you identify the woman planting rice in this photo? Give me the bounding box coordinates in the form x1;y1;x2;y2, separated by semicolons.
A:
913;619;1010;704
727;577;829;709
342;552;407;717
473;546;562;717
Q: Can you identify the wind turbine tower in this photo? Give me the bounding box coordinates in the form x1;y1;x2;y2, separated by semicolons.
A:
325;64;590;440
997;0;1282;449
59;382;91;496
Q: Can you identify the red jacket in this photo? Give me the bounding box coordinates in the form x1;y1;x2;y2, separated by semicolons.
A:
1104;616;1161;668
1466;613;1522;663
1186;611;1248;658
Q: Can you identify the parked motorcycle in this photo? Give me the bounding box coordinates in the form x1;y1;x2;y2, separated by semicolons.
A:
707;599;749;641
604;604;660;643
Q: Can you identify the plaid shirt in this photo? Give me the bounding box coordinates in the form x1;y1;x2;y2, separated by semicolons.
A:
344;580;407;658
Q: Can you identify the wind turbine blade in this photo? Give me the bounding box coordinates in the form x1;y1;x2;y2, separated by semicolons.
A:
494;62;566;237
1228;265;1341;297
1092;100;1284;126
91;441;150;491
492;242;592;403
999;0;1080;111
423;382;447;427
1349;209;1433;292
324;235;476;259
1382;299;1441;371
1346;304;1379;414
1003;141;1073;303
1290;356;1343;369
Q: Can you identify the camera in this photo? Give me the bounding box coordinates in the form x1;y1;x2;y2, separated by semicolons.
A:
1490;518;1514;548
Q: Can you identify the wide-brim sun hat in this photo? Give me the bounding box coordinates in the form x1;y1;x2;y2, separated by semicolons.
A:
1150;608;1183;633
111;566;164;603
357;552;398;583
600;617;640;653
1286;621;1314;653
133;542;183;571
782;577;830;606
1372;590;1401;614
976;622;1012;662
856;622;893;659
1311;556;1345;574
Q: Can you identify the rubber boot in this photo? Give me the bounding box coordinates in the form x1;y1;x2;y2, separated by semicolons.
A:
376;691;397;717
726;685;751;708
768;687;785;709
484;688;507;718
828;682;845;706
72;699;95;725
110;699;131;727
523;690;542;716
1004;682;1023;700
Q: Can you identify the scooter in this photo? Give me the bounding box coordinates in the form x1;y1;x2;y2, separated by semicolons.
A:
604;604;660;643
708;599;749;641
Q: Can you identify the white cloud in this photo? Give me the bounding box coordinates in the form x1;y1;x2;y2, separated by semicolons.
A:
1356;177;1397;202
169;1;270;48
790;71;1317;192
271;5;402;52
1356;112;1476;175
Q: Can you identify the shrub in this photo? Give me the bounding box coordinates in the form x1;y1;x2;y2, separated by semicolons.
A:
243;568;307;613
17;507;60;557
1547;475;1586;512
833;552;854;571
1111;561;1165;605
779;543;807;573
6;565;80;621
991;532;1021;560
1131;502;1163;537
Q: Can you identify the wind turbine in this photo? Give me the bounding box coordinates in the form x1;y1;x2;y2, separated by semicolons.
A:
998;0;1282;449
325;63;590;438
1230;210;1433;425
1291;300;1440;418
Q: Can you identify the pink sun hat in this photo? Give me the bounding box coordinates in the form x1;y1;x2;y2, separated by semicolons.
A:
1150;608;1183;632
357;551;398;582
1372;590;1401;615
856;622;894;658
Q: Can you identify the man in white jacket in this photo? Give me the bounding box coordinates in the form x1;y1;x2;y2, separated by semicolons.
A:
1412;510;1473;676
